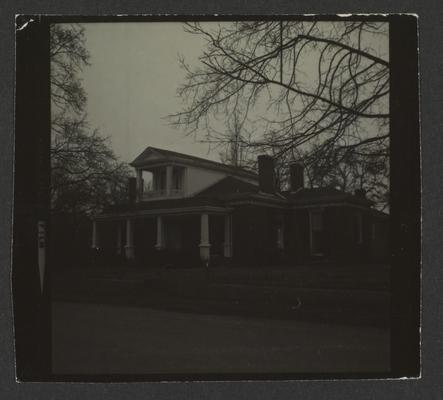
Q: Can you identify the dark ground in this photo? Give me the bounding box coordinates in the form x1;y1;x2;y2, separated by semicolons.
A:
52;301;390;375
51;265;391;375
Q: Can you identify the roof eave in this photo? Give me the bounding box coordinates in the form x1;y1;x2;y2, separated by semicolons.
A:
131;156;258;180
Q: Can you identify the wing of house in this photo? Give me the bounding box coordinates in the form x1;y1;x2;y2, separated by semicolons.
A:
92;147;389;267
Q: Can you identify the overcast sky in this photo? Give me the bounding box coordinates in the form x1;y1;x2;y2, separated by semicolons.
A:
79;22;388;166
80;22;216;164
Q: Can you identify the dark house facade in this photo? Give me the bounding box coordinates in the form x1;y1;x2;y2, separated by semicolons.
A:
92;147;389;267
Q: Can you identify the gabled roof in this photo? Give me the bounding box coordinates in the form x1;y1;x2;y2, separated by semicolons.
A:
196;176;259;199
101;181;381;216
130;146;258;181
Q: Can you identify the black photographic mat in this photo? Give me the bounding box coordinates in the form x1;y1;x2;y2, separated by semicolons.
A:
12;14;420;383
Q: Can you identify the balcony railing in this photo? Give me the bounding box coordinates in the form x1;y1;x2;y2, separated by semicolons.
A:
141;189;184;200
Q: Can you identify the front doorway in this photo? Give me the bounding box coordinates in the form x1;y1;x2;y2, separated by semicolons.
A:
161;215;200;267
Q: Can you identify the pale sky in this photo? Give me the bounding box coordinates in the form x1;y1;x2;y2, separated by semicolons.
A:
81;22;216;164
79;22;389;166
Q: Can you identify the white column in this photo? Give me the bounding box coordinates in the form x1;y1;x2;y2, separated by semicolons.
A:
125;218;135;259
136;169;143;201
199;213;211;263
223;215;232;258
116;222;122;255
166;165;173;197
92;220;98;249
155;215;164;250
183;168;188;196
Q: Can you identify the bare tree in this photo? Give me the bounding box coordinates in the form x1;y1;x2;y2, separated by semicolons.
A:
302;142;389;210
51;117;131;215
50;24;130;215
170;21;390;207
217;110;250;167
50;24;89;117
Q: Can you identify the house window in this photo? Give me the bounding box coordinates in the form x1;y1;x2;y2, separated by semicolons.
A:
310;210;324;255
143;171;153;192
153;169;166;191
353;213;363;244
172;168;184;191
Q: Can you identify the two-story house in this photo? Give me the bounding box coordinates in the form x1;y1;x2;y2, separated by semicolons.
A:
92;146;389;267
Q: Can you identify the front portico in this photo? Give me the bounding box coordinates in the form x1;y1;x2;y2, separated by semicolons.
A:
92;205;232;266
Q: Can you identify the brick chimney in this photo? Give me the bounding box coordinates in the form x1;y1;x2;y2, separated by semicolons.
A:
128;177;137;204
289;162;304;192
257;155;276;194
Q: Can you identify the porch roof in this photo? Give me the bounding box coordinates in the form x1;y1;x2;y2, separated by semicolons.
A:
95;196;230;220
96;178;383;221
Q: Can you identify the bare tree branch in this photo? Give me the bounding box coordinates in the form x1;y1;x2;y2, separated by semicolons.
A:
169;21;390;209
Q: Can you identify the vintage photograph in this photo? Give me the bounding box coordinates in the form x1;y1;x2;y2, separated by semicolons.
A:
13;16;420;380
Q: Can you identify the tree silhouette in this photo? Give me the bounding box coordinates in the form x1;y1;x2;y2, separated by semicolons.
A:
170;21;389;208
50;24;130;216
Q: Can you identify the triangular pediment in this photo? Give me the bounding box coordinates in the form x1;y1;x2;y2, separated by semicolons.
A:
130;147;168;166
130;146;258;182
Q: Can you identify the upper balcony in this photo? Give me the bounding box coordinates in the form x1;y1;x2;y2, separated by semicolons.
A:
136;165;186;201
